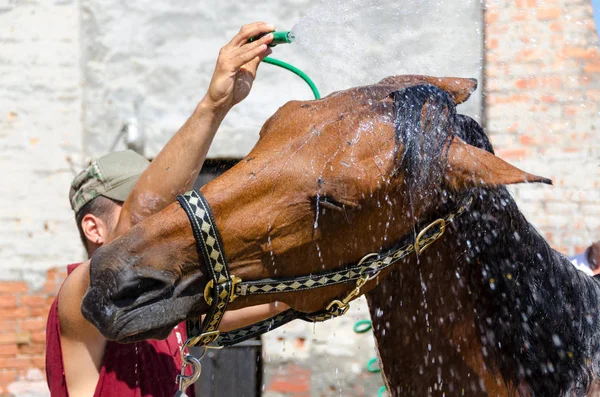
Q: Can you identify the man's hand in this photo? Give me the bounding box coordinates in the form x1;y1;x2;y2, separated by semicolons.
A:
218;302;290;332
204;22;275;112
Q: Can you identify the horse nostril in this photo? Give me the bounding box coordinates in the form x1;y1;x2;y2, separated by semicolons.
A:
111;277;168;308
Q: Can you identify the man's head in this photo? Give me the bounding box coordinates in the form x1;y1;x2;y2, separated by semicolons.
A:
587;240;600;272
70;150;149;257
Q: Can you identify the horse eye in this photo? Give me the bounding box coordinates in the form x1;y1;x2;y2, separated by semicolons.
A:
316;196;345;212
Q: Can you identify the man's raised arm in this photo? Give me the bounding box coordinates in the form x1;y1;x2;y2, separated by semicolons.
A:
111;22;275;238
56;23;276;397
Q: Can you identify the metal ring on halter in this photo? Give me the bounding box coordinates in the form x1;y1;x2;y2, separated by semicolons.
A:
180;339;203;364
357;252;379;266
180;336;223;365
357;253;382;283
177;354;202;393
181;333;224;357
180;341;205;364
415;218;446;254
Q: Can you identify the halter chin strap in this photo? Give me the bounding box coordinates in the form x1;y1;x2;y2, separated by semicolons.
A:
177;188;475;348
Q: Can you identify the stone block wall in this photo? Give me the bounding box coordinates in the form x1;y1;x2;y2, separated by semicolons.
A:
262;299;383;397
79;0;483;160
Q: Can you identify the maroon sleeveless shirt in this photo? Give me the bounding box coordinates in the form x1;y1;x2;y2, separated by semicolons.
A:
45;264;196;397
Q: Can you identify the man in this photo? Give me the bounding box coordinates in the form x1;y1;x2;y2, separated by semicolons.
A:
46;23;287;397
570;240;600;276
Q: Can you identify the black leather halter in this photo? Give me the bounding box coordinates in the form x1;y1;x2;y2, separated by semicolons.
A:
177;188;474;348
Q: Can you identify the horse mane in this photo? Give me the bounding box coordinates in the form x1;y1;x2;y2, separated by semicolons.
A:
392;84;600;396
461;187;600;396
392;85;456;198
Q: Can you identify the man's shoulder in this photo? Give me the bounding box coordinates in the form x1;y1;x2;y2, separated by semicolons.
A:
48;263;84;303
66;262;83;276
61;261;90;288
56;260;94;334
51;262;85;301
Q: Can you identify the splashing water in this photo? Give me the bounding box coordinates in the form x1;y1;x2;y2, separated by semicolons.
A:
287;0;483;99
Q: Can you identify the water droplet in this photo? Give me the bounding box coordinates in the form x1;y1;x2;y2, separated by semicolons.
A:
552;334;562;347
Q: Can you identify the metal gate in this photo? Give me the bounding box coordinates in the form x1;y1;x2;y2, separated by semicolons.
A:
190;340;262;397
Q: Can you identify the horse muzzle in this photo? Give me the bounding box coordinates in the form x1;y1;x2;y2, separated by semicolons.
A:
82;244;204;341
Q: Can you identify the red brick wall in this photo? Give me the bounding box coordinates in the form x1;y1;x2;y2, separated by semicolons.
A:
265;364;311;397
484;0;600;254
0;269;66;397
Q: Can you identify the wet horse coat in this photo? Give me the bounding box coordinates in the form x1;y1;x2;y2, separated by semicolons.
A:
82;76;600;396
366;88;600;396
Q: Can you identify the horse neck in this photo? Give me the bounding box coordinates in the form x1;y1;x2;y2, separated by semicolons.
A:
365;188;517;396
367;186;600;397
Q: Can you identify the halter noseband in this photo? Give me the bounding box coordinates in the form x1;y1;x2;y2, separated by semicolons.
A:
176;189;474;349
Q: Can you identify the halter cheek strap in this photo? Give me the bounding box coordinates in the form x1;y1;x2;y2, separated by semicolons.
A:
176;190;234;347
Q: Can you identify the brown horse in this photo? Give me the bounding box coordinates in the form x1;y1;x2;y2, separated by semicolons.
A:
82;75;600;396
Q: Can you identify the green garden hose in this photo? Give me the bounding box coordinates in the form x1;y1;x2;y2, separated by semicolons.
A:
262;57;321;100
353;319;388;396
249;31;320;99
353;319;373;333
367;357;381;373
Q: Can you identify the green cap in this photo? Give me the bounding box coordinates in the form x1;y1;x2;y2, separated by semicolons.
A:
69;150;149;214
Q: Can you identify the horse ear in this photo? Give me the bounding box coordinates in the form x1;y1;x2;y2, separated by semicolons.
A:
378;75;478;105
445;137;552;189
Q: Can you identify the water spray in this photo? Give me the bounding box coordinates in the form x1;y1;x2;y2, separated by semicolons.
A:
249;30;320;99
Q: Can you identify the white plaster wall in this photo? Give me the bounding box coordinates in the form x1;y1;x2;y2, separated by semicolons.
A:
0;0;83;284
80;0;483;159
0;1;483;275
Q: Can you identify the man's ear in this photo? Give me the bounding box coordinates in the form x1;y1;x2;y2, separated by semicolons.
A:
81;213;109;245
445;137;552;190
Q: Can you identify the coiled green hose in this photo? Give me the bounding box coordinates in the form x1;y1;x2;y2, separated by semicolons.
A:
262;57;321;100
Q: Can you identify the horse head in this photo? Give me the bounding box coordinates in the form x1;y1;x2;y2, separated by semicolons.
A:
82;75;549;343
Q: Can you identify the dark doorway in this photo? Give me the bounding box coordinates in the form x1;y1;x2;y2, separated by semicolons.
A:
193;158;239;190
191;158;263;397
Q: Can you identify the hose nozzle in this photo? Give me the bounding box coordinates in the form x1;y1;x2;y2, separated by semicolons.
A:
249;31;294;47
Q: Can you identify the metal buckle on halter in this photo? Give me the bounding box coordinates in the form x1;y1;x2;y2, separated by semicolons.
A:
325;273;373;317
203;275;243;306
415;218;446;254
